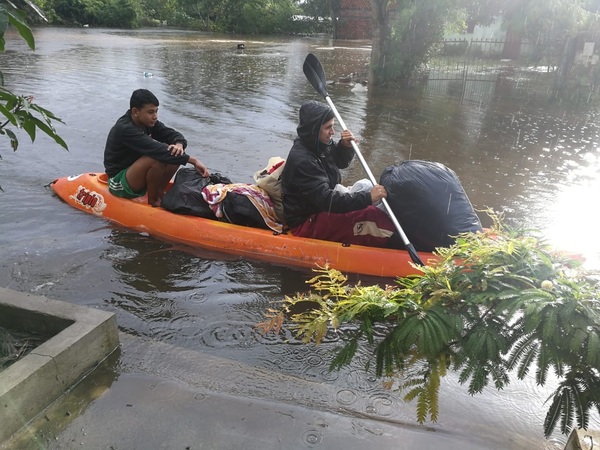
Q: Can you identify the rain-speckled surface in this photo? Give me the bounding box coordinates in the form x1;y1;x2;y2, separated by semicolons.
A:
1;27;599;449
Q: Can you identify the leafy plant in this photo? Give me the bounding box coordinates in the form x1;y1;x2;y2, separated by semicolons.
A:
0;1;68;162
258;212;600;437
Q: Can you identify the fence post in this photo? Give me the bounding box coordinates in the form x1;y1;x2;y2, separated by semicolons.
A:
460;39;470;104
553;36;577;97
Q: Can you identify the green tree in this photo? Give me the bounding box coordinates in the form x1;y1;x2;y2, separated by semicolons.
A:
504;0;588;44
171;0;302;33
143;0;176;24
301;0;338;36
381;0;453;86
52;0;85;24
301;0;331;18
107;0;139;28
368;0;453;87
0;1;67;162
259;213;600;437
51;0;140;27
235;0;299;34
457;0;502;33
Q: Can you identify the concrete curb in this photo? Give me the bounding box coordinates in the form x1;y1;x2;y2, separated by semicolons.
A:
0;288;119;443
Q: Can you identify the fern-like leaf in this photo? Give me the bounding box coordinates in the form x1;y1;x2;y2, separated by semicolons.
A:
506;332;535;365
467;364;489;395
544;386;564;437
416;387;430;424
585;331;600;367
428;361;442;421
330;338;358;371
535;345;551;386
488;361;509;390
517;344;539;379
559;386;573;436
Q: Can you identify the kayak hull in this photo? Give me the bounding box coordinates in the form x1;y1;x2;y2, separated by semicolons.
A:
50;173;436;278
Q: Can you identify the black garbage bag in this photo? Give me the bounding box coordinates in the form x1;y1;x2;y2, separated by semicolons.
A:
221;192;270;229
380;160;482;252
162;168;232;218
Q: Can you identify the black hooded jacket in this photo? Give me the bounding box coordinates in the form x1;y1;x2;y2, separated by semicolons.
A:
281;101;372;228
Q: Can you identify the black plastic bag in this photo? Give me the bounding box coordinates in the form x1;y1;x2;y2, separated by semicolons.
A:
380;160;482;252
221;192;270;229
162;168;232;218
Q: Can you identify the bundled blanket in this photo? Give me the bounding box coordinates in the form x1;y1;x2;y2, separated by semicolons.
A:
202;183;284;233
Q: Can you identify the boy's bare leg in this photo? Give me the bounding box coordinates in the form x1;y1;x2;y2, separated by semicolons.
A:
125;157;179;206
156;164;179;204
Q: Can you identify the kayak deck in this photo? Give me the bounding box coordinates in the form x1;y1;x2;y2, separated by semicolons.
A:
50;172;435;278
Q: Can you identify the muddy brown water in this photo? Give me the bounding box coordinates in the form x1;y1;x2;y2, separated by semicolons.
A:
0;27;599;448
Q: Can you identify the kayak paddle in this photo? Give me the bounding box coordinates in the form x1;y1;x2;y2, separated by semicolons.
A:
302;53;424;267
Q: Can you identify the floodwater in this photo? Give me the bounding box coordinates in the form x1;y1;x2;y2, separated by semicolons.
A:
1;27;599;449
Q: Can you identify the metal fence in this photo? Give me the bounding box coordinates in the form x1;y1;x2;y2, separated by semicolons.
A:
421;38;567;105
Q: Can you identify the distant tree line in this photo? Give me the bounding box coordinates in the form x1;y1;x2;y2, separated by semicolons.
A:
29;0;332;34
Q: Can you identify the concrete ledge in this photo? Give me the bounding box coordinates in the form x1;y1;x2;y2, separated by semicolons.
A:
0;287;119;443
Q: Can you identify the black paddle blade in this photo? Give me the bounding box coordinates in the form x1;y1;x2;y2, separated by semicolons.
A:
406;243;425;266
303;53;328;98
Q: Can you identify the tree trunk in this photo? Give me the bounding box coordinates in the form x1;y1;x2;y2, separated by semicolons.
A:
368;0;389;87
502;24;522;59
329;0;339;39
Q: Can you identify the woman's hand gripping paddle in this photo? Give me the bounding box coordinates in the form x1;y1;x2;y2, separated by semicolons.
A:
302;53;424;266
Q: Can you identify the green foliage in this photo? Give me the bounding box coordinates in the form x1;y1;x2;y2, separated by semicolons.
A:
455;0;503;31
235;0;298;34
380;0;452;85
503;0;588;44
0;1;68;161
0;91;68;152
259;212;600;437
51;0;140;27
296;0;335;34
300;0;333;19
143;0;176;22
40;0;316;33
0;3;35;51
169;0;302;34
106;0;139;28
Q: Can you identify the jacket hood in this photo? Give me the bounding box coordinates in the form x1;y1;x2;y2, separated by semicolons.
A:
296;100;334;152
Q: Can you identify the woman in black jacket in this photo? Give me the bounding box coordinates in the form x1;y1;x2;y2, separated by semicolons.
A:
281;100;395;248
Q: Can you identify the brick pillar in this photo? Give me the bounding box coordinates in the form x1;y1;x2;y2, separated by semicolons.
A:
338;0;372;40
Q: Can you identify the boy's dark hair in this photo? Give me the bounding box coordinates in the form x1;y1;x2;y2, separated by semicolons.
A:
130;89;159;109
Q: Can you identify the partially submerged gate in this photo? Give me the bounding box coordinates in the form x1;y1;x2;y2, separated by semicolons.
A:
423;38;564;104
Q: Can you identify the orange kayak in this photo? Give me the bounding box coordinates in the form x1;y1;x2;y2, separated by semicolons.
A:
50;172;436;278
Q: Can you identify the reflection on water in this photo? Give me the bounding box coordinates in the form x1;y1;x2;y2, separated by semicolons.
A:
0;27;599;448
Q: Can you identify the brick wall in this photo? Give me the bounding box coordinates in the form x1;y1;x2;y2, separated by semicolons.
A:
337;0;372;40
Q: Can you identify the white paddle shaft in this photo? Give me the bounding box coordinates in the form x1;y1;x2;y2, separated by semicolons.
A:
323;95;412;247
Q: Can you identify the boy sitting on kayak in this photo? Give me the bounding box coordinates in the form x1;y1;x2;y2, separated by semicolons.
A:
104;88;209;207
